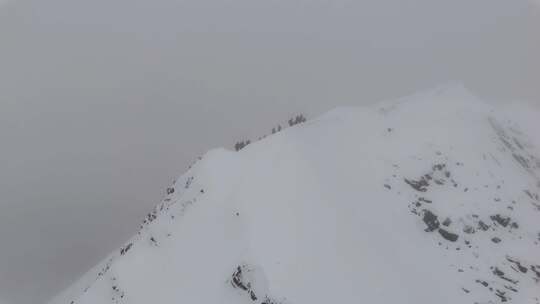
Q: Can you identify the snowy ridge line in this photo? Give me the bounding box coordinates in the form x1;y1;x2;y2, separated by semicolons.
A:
49;85;540;304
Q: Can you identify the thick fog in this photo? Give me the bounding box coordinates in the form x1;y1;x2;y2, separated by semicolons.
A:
0;0;538;303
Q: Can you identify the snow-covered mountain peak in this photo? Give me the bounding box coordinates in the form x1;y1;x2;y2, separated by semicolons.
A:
50;87;540;304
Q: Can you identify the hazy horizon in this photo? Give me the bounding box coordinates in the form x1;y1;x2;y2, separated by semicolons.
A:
0;0;539;303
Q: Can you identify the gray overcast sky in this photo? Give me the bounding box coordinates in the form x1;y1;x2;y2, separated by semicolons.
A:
0;0;539;303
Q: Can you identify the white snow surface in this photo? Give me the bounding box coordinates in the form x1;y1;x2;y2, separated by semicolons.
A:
50;85;540;304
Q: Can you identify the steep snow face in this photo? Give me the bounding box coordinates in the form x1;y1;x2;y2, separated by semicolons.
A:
50;86;540;304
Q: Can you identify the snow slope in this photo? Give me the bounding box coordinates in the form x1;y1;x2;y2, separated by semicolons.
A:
50;85;540;304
